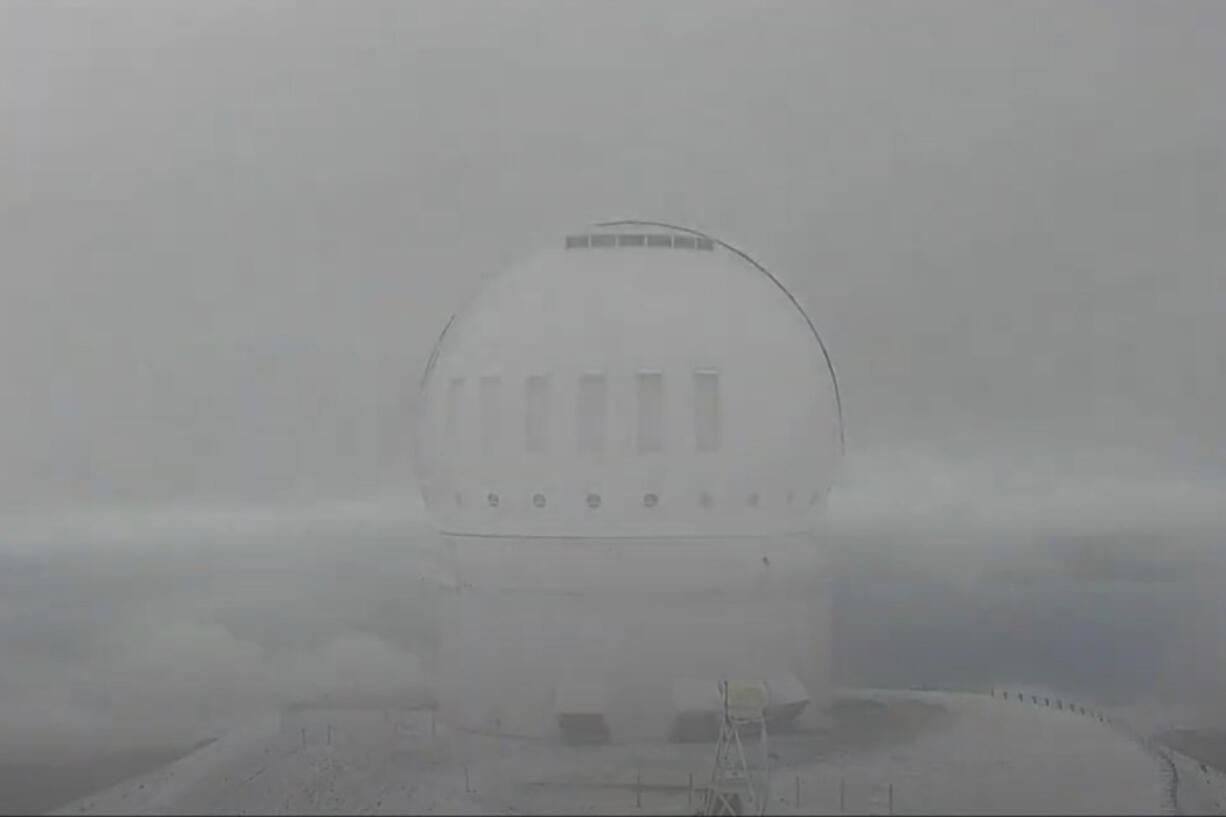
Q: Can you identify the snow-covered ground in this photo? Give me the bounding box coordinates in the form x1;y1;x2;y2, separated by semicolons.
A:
55;687;1181;816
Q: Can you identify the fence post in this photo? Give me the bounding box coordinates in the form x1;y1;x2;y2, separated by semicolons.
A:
636;773;642;808
888;783;894;815
840;777;845;812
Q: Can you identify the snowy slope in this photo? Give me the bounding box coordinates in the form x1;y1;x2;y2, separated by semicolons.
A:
55;689;1172;816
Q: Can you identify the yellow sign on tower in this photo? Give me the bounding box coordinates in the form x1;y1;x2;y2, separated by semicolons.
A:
723;680;768;721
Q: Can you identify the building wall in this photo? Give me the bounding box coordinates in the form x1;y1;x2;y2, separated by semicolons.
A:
430;532;833;741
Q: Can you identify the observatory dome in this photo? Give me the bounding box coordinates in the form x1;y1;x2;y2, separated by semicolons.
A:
414;221;842;539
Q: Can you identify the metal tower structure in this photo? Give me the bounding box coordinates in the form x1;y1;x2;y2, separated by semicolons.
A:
702;680;771;817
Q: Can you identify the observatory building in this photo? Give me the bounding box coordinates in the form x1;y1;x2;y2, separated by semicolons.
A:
414;221;843;742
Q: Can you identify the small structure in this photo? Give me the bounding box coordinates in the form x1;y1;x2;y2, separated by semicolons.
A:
703;680;771;817
553;676;611;745
764;675;811;732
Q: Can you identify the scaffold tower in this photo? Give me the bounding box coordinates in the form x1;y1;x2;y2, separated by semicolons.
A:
702;680;771;816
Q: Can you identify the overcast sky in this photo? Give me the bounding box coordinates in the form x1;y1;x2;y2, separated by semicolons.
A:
2;0;1223;516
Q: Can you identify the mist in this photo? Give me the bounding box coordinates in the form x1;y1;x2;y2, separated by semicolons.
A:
4;0;1224;511
1;0;1224;811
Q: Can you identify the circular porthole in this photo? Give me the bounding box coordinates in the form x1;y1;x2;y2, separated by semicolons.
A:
747;492;760;507
699;492;713;509
487;492;500;508
643;493;659;509
586;493;601;509
532;493;546;509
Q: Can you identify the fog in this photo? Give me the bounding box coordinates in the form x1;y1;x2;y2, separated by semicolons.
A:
1;0;1224;811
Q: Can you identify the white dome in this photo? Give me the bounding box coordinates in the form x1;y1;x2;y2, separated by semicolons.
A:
414;221;843;538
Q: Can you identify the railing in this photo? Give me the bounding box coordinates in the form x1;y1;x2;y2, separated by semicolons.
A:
509;770;899;815
987;687;1226;816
